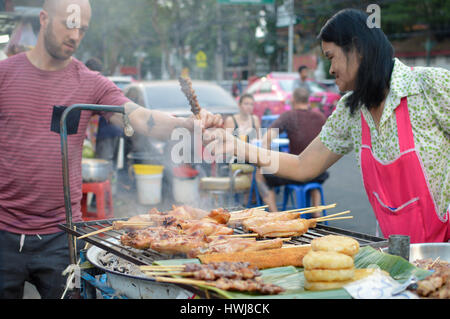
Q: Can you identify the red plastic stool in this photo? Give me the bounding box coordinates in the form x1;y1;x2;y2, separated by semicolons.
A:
81;180;114;221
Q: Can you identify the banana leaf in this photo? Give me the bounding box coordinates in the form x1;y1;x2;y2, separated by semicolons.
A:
154;246;432;299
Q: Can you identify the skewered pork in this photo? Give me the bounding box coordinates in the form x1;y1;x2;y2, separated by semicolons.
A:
181;262;261;280
120;227;182;250
177;220;234;237
243;218;317;237
188;237;284;257
150;262;285;295
213;277;285;295
178;76;202;118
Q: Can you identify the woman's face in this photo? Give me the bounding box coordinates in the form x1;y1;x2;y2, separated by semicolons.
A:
240;97;254;115
321;41;361;92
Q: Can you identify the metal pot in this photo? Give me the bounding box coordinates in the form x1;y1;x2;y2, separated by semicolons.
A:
382;243;450;262
82;158;112;182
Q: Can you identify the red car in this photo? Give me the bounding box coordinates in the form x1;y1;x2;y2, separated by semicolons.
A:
243;72;341;119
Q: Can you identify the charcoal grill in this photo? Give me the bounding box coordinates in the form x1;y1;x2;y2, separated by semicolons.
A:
59;216;388;268
59;215;388;299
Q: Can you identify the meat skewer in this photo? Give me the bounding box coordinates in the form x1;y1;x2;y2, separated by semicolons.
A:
141;262;261;280
189;237;284;257
227;203;337;227
172;219;235;237
120;227;284;257
144;262;284;294
178;76;202;120
154;276;285;295
243;211;352;238
77;205;231;239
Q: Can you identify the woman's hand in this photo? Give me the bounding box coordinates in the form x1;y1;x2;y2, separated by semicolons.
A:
202;128;239;159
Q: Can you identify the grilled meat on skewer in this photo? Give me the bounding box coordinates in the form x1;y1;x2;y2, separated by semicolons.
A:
188;237;283;258
152;206;230;224
178;76;201;118
121;226;284;257
412;258;450;298
114;206;231;232
120;227;182;250
180;262;261;280
151;262;285;295
213;278;285;295
177;220;234;237
242;218;317;238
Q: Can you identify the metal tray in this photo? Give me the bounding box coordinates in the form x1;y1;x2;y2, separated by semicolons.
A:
382;243;450;262
85;239;197;299
59;218;388;267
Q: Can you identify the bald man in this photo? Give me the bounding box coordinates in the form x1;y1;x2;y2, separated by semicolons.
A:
0;0;222;299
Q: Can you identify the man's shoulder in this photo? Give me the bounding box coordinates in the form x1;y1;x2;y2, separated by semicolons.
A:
72;57;100;77
0;52;27;68
71;57;112;85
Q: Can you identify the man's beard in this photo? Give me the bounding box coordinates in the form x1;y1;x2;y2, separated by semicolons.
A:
43;21;76;61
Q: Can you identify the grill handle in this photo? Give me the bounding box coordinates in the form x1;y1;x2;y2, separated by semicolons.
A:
60;104;125;265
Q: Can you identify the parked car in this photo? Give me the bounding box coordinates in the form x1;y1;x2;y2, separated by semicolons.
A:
107;76;134;91
122;80;240;200
243;72;341;119
122;80;239;163
123;80;239;117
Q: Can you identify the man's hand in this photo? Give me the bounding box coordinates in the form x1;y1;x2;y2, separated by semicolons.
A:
184;108;224;131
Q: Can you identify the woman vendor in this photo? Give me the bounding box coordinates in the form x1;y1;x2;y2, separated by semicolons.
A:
205;9;449;243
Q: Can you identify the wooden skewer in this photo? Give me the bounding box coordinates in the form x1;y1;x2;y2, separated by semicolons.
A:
143;271;194;277
78;226;113;239
155;276;213;287
258;237;292;242
229;204;338;221
140;265;185;271
208;233;259;238
427;256;440;269
230;205;268;214
113;221;156;227
77;220;157;240
295;203;337;212
315;210;351;221
316;216;354;222
297;204;338;215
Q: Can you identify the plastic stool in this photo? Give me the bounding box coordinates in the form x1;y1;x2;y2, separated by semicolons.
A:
81;180;114;221
282;182;327;223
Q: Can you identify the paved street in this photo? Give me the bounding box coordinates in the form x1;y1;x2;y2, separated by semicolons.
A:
321;151;381;237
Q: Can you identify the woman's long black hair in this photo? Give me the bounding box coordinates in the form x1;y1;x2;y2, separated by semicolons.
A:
318;9;395;115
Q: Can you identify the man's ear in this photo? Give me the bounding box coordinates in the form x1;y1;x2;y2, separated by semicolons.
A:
40;10;49;28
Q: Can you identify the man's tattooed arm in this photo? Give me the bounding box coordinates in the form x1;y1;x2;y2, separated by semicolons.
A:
125;103;142;117
108;102;189;140
146;114;156;133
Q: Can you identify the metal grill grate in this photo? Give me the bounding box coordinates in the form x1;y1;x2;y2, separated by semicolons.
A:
59;216;388;267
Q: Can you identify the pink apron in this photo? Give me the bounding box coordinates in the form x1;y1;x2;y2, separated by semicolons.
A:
360;97;449;243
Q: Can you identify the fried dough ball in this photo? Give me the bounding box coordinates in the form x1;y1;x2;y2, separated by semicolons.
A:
311;235;360;256
303;251;354;270
304;268;355;282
